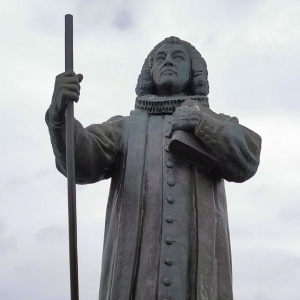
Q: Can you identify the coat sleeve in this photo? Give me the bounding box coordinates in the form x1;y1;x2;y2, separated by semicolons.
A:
45;110;126;184
194;110;261;183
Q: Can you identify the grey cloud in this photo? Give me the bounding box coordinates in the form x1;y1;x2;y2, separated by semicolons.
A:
0;236;17;255
33;168;53;179
27;0;136;35
14;264;32;273
230;225;253;240
222;0;263;21
3;176;28;190
215;50;300;113
113;9;132;30
253;293;270;300
233;246;300;299
203;33;217;47
0;219;17;255
279;203;300;222
35;224;67;244
0;289;13;300
0;219;6;236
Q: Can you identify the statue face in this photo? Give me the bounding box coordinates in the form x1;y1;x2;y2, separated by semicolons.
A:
152;43;190;96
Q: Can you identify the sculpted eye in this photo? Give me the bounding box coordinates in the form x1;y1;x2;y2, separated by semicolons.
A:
156;55;166;62
174;54;184;61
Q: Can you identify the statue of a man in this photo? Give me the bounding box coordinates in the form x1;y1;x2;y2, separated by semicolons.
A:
46;37;261;300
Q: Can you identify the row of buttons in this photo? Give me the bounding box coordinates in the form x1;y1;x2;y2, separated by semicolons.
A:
163;131;174;291
198;129;217;144
161;115;195;298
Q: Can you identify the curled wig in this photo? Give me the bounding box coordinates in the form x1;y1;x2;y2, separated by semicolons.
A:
135;36;209;97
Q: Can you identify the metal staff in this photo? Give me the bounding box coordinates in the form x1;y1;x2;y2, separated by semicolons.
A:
65;14;79;300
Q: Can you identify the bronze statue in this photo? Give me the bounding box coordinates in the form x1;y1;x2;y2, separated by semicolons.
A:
46;36;261;300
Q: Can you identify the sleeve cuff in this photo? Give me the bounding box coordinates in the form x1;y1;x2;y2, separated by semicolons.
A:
194;113;218;147
45;109;65;129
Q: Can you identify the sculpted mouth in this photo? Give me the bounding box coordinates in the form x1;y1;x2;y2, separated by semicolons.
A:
162;69;176;75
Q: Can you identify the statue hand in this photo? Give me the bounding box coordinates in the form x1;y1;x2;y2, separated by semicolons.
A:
49;71;83;122
169;105;202;134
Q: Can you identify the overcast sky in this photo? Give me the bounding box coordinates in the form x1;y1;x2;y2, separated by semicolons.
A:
0;0;299;299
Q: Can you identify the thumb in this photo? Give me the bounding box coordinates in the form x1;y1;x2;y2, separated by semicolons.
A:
77;73;84;83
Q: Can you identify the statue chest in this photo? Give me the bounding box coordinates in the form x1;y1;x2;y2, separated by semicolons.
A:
134;114;197;299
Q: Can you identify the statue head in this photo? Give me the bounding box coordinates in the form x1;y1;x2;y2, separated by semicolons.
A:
136;36;209;97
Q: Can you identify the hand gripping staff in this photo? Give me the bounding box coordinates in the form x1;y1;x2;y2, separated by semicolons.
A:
65;14;79;300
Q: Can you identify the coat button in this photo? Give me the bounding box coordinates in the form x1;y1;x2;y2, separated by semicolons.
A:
165;131;171;138
163;278;171;286
198;130;204;136
164;145;170;152
165;237;173;245
166;160;174;168
167;196;174;204
165;259;173;266
167;177;175;186
166;216;173;223
204;134;210;141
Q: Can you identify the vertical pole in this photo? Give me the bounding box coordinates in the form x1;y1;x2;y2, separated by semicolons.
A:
65;14;79;300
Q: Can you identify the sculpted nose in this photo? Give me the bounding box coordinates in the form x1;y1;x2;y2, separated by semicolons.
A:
164;56;173;66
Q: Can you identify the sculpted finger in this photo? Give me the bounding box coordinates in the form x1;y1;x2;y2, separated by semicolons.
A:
62;91;80;104
169;121;180;134
56;70;76;79
64;83;80;94
77;74;83;83
174;106;184;114
57;77;82;90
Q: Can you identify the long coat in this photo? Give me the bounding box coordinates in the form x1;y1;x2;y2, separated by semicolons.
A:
46;99;261;300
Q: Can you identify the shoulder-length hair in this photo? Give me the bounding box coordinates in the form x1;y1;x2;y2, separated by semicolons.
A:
135;36;209;96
